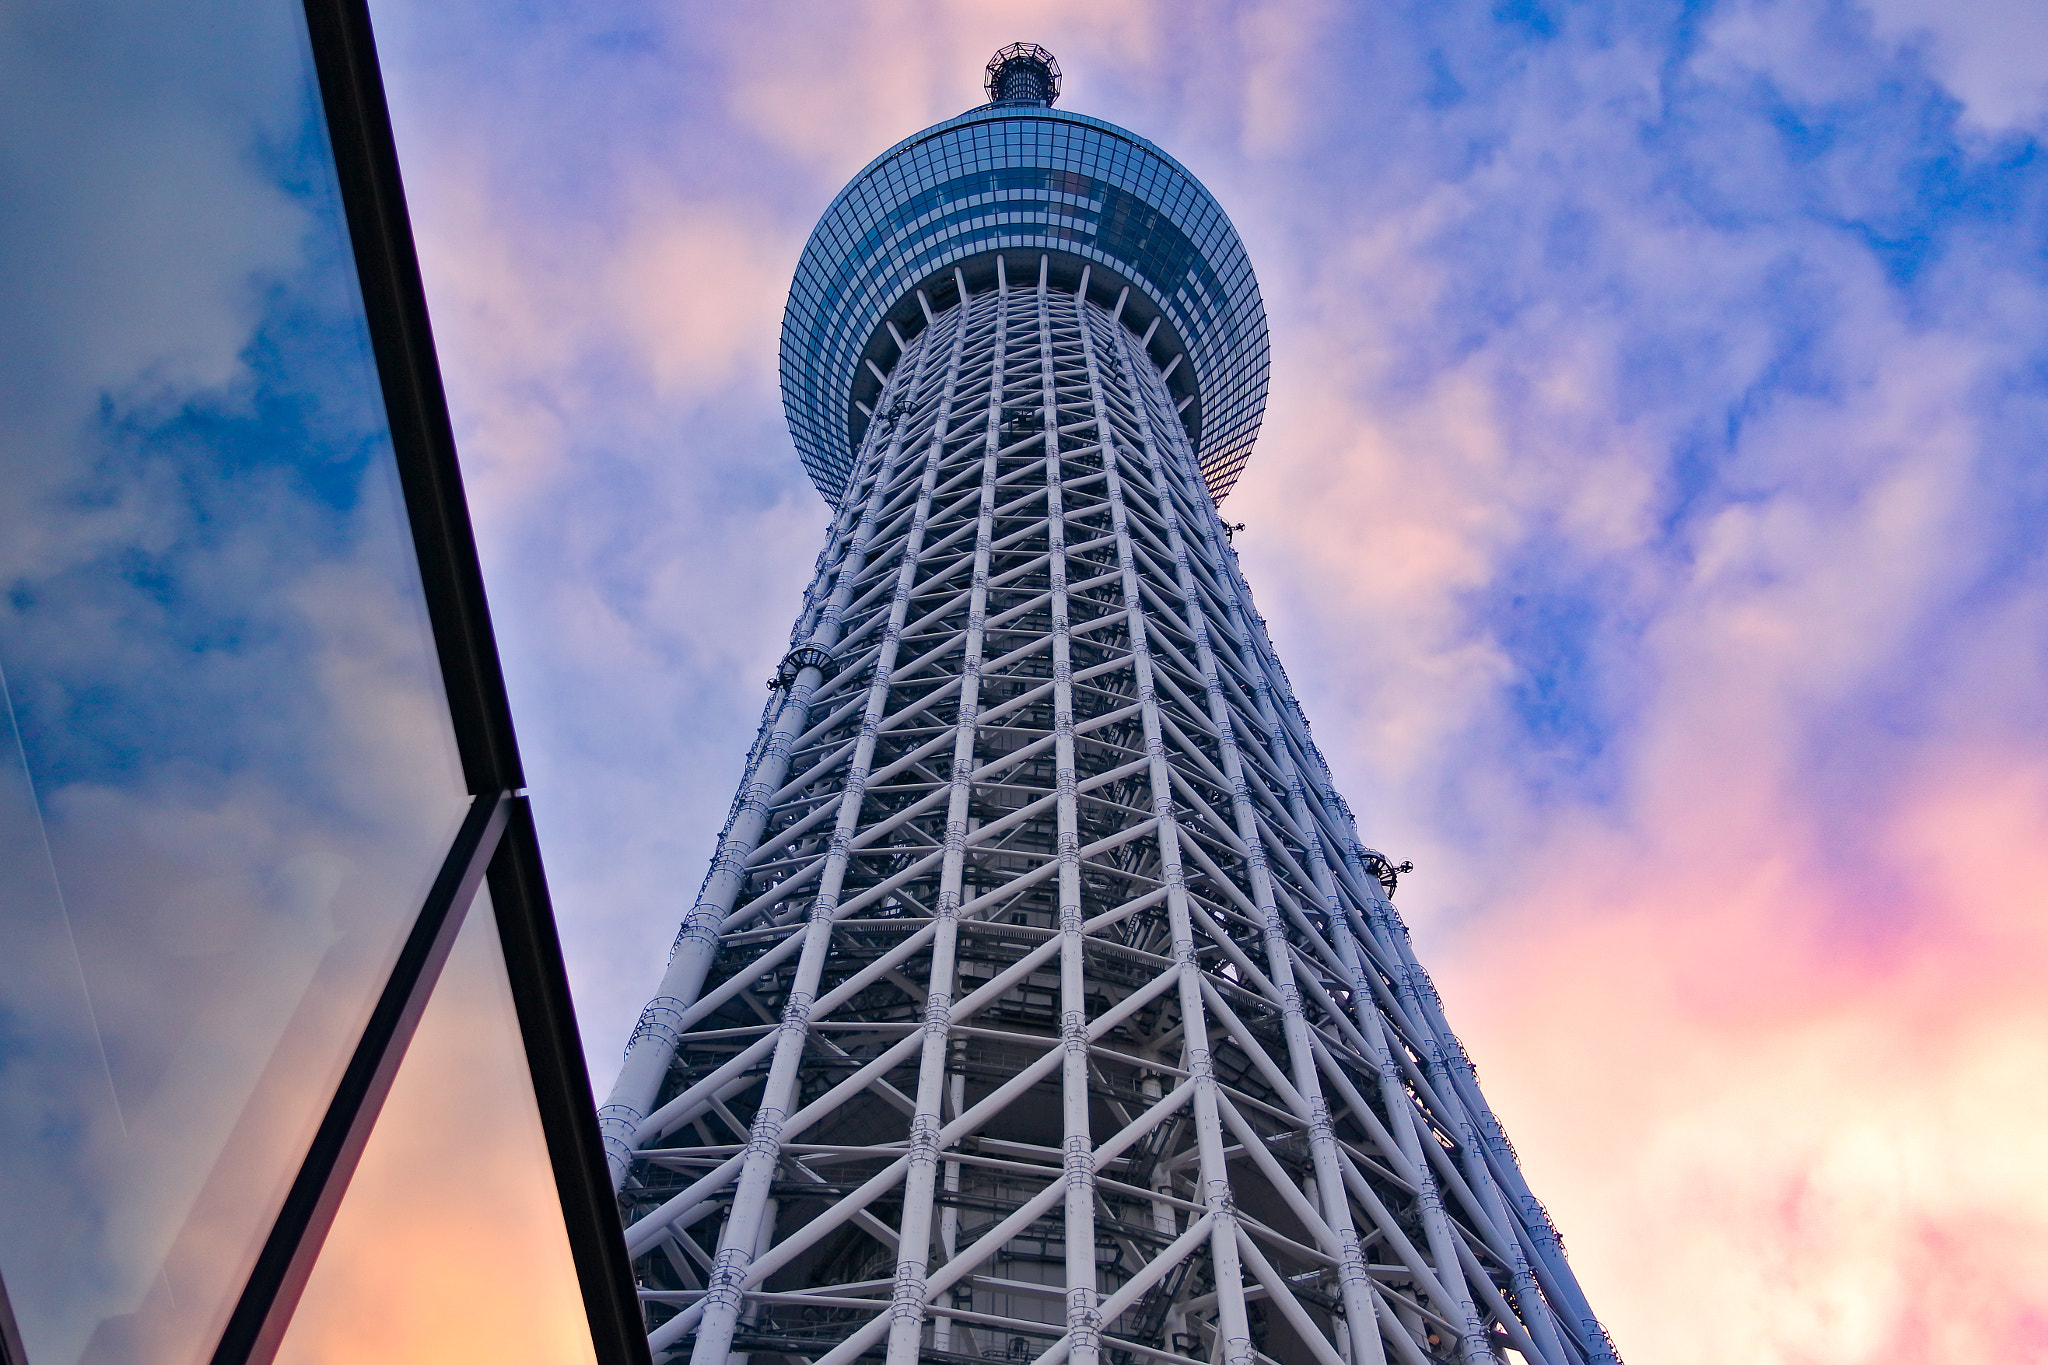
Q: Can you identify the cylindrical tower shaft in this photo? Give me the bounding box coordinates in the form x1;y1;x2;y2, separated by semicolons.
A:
604;254;1615;1365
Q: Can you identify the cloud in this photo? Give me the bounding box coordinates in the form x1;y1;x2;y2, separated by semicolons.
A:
1863;0;2048;130
364;0;2048;1359
1210;4;2048;1359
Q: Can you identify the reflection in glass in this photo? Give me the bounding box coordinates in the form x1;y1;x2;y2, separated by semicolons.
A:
274;891;598;1365
0;0;469;1361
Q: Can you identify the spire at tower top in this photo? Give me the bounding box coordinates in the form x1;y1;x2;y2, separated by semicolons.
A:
984;42;1061;106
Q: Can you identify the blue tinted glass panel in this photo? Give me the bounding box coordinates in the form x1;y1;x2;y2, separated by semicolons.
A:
0;2;470;1362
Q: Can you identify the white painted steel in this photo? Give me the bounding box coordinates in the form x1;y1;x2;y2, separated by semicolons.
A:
607;261;1616;1365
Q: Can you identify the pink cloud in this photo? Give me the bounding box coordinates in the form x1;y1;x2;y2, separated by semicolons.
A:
1436;743;2048;1362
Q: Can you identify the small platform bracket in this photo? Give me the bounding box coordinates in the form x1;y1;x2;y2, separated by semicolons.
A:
768;645;839;691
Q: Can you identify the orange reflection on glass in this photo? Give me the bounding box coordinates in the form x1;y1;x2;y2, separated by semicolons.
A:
275;889;597;1365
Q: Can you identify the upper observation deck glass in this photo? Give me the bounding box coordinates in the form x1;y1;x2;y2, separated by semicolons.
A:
0;0;471;1359
780;103;1269;506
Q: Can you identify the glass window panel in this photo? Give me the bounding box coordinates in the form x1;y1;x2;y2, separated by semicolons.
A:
273;890;597;1365
0;1;470;1362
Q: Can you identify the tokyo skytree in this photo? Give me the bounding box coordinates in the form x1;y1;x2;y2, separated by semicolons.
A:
598;44;1614;1365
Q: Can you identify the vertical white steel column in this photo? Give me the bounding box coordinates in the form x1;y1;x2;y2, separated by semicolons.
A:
687;292;978;1365
1079;288;1251;1365
1123;349;1505;1365
882;263;1010;1365
1044;261;1100;1365
1110;319;1388;1365
1390;909;1609;1361
725;1199;780;1365
1244;703;1562;1364
600;311;948;1185
1367;890;1609;1360
1351;872;1573;1362
1234;616;1576;1365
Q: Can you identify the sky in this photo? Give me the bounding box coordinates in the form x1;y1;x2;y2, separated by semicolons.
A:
356;0;2048;1360
0;6;478;1359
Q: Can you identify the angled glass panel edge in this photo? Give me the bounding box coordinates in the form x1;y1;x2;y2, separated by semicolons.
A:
209;790;508;1365
273;884;597;1365
0;0;472;1359
482;808;653;1365
295;0;649;1358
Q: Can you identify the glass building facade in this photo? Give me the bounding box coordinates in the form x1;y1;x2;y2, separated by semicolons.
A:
0;1;644;1362
780;104;1270;506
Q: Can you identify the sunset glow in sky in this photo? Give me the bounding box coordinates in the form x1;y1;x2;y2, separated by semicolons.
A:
362;1;2048;1358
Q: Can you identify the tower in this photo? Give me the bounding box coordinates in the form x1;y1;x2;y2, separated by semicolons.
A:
600;45;1614;1365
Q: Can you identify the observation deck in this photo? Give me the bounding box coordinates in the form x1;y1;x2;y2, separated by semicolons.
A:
778;50;1270;506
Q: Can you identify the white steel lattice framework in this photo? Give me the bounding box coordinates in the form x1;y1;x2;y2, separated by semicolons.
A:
599;258;1615;1365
